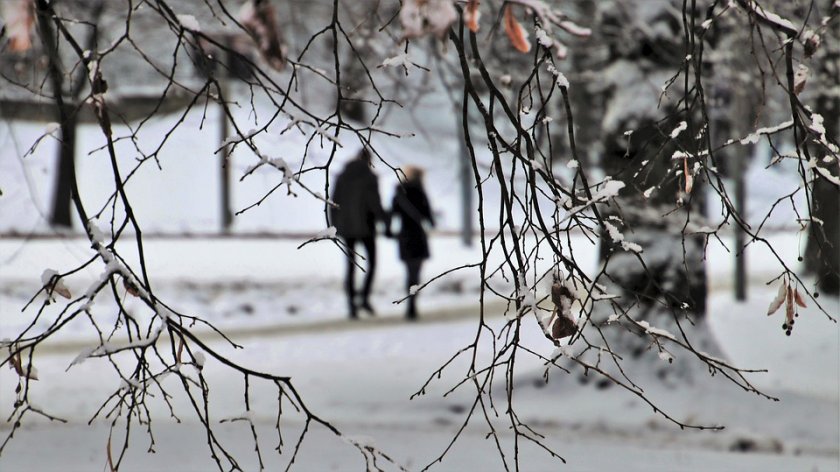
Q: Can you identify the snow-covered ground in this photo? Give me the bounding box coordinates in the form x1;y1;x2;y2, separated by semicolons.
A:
0;233;837;471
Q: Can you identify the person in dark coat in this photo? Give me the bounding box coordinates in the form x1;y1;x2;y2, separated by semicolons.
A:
330;148;386;319
386;166;435;320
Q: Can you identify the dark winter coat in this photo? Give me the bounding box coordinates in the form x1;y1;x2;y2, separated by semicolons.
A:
330;159;385;238
388;181;434;261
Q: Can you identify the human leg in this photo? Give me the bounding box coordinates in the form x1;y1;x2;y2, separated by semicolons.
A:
405;258;422;319
359;236;377;313
343;237;358;319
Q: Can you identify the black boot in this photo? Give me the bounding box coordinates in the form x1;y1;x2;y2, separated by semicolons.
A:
406;298;417;321
360;299;376;316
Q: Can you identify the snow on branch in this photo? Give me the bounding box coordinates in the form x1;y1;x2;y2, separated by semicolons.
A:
507;0;591;38
603;221;643;254
558;180;625;224
735;0;798;37
176;14;201;33
735;120;794;145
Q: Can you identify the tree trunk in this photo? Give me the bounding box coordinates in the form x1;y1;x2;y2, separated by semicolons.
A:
805;95;840;295
49;109;77;229
600;119;708;318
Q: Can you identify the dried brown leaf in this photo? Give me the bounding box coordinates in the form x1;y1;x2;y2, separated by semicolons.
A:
785;286;795;324
123;277;140;297
793;65;808;95
5;0;35;53
503;5;531;53
53;284;72;299
804;32;821;58
793;288;807;308
549;281;577;339
107;435;116;472
465;0;481;32
683;158;693;194
176;337;185;364
10;350;39;380
239;0;286;71
550;312;577;339
767;280;787;316
9;351;23;376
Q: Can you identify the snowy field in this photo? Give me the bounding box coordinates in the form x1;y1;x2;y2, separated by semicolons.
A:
0;233;837;471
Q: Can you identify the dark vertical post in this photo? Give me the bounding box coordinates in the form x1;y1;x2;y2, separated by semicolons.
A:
734;148;747;300
49;110;77;228
219;82;233;232
458;118;473;247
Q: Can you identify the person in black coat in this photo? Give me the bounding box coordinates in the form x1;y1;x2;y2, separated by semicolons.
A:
330;148;385;319
386;166;435;320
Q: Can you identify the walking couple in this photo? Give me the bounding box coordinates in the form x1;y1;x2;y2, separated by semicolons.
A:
329;148;434;320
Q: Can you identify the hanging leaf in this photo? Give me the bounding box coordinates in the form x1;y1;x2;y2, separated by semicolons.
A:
793;288;807;308
239;0;286;71
107;435;116;472
425;0;458;38
123;277;140;297
793;65;808;95
683;158;693;194
10;350;39;381
785;285;795;324
176;337;185;364
465;0;481;33
41;269;71;299
503;5;531;53
400;0;457;39
803;31;821;58
766;280;786;315
4;0;35;53
549;281;577;339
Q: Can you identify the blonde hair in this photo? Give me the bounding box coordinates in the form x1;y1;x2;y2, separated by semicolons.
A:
401;165;424;183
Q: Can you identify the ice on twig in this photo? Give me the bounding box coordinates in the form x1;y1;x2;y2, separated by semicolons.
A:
740;120;793;145
658;351;674;363
603;220;643;253
670;121;687;138
177;15;201;32
45;122;60;135
546;63;569;88
380;52;413;69
67;346;98;370
551;344;574;359
535;27;553;48
315;226;337;239
314;125;342;146
637;320;676;340
193;352;206;368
